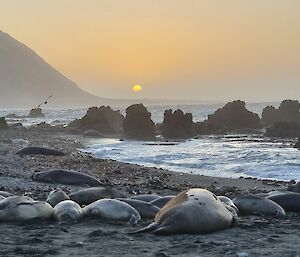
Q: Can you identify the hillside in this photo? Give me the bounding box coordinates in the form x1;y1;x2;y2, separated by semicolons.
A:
0;31;111;108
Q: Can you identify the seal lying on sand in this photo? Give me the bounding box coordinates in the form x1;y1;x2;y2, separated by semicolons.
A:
287;181;300;193
117;198;160;219
130;194;161;202
150;196;174;208
218;196;239;213
266;191;300;212
46;189;70;207
233;195;286;217
83;199;141;225
0;196;53;221
69;187;124;205
0;191;13;197
32;169;102;186
16;146;65;156
137;188;237;234
53;200;83;221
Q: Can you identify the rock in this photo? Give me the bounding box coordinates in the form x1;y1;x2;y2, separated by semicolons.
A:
28;108;45;117
265;122;300;138
261;100;300;126
0;117;8;129
195;100;261;134
68;106;123;134
162;109;196;139
123;103;155;140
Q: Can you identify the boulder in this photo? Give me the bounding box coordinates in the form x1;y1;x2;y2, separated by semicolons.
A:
68;106;124;134
162;109;196;139
195;100;261;134
261;100;300;126
0;117;8;129
265;122;300;138
123;103;155;140
28;108;45;118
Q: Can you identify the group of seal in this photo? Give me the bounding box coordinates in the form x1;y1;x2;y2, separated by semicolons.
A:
0;183;299;235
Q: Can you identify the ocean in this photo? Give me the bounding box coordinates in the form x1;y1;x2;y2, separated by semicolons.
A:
1;101;299;181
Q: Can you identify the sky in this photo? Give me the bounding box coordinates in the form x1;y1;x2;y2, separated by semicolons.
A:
1;0;300;102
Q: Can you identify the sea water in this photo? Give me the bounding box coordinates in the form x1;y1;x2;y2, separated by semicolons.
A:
1;102;299;180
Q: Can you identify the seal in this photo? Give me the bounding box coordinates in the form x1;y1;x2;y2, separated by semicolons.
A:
150;196;174;208
53;200;83;221
233;195;286;217
69;187;124;205
0;191;13;197
266;191;300;212
32;169;102;186
287;181;300;193
117;198;160;219
46;189;70;207
130;194;161;202
136;188;237;234
16;146;65;156
218;196;239;213
83;199;141;225
0;196;53;221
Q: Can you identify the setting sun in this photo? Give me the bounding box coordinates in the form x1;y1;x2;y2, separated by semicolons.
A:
132;84;142;93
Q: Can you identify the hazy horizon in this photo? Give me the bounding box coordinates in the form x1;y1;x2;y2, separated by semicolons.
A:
1;1;300;102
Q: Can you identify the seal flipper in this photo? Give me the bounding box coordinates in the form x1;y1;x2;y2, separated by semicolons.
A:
131;222;160;233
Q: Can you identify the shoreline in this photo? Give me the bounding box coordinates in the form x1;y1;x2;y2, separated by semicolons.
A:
0;127;299;257
0;128;291;198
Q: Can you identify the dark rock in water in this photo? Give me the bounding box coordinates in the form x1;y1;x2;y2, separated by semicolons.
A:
68;106;124;134
0;117;8;129
261;100;300;126
16;146;65;156
265;122;300;138
29;108;45;118
32;169;102;186
195;100;261;134
123;103;155;140
162;109;196;139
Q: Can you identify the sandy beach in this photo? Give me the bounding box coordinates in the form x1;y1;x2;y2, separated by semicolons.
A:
0;127;299;257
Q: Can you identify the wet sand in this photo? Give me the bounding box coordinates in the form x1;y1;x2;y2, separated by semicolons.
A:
0;127;299;257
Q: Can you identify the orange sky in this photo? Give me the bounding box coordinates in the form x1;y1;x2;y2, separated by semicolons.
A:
1;0;300;101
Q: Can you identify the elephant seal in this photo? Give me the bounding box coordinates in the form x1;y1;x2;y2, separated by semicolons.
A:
233;195;286;217
150;196;174;208
137;188;237;234
287;181;300;193
69;187;124;205
130;194;161;202
117;198;160;219
0;196;53;221
53;200;83;221
32;169;102;186
266;191;300;212
16;146;65;156
46;189;70;207
218;196;239;213
83;199;141;225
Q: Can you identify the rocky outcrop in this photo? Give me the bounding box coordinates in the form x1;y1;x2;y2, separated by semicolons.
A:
265;122;300;138
162;109;196;139
68;106;124;134
195;100;261;134
123;103;155;140
28;108;45;118
0;117;8;129
261;100;300;126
